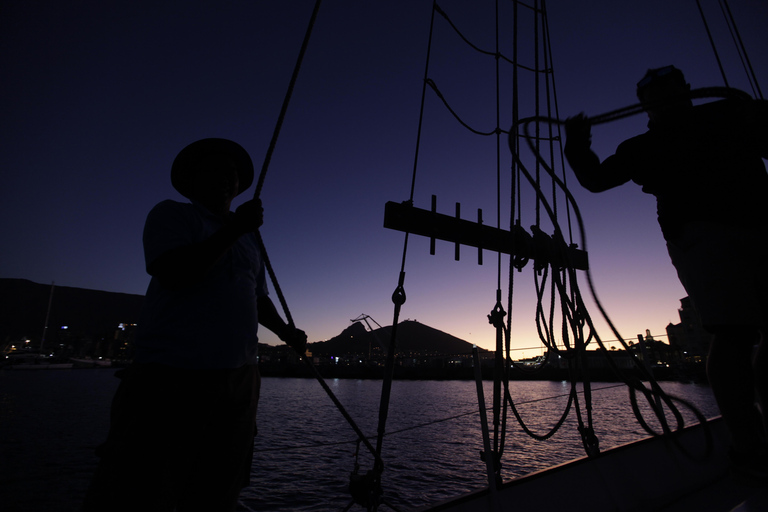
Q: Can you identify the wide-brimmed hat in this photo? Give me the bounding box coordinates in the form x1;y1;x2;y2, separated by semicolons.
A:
171;138;254;199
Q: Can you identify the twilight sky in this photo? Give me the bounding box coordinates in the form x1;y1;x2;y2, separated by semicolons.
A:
2;0;766;352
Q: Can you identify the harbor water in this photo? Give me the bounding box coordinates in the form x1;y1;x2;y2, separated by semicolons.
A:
0;368;719;511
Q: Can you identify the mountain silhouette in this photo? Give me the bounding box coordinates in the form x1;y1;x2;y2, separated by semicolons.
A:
309;319;480;355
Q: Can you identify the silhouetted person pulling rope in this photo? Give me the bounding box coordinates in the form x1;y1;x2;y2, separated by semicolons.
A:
565;66;768;483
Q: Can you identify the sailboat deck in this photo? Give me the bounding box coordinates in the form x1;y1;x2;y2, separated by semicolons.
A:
418;416;767;512
656;475;767;512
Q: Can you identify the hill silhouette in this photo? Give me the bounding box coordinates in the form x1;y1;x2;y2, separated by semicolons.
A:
309;319;480;355
1;279;478;357
0;278;144;347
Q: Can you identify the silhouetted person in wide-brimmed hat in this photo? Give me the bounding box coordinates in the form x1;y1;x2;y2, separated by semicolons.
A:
565;66;768;482
84;138;307;511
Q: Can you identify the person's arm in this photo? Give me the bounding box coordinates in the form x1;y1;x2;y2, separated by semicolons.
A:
258;296;308;354
564;114;632;192
148;199;263;289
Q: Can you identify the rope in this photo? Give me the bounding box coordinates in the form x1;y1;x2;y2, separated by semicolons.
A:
253;0;323;199
373;1;440;494
505;87;753;445
433;2;536;72
411;0;604;460
425;79;503;136
253;383;629;454
719;0;764;99
244;0;385;470
696;0;730;88
496;0;596;455
386;0;752;478
696;0;764;100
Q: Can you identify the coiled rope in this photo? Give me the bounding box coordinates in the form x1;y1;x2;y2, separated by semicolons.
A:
507;87;757;449
397;0;751;466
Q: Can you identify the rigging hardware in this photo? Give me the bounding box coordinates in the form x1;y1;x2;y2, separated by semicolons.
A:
383;199;588;271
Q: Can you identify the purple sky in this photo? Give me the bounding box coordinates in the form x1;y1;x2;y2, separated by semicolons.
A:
2;0;766;352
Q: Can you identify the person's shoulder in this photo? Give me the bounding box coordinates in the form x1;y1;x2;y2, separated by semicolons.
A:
152;198;189;209
149;199;193;214
616;131;651;154
146;199;198;223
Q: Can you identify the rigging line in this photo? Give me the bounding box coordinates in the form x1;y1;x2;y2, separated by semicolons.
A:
258;382;634;454
253;383;630;454
574;333;599;451
491;0;503;463
493;0;512;464
254;411;480;454
504;365;643;445
720;0;764;99
533;0;542;228
494;0;503;287
246;0;382;468
499;0;579;452
301;353;382;463
502;0;521;453
258;237;381;464
375;2;440;486
505;0;521;384
406;1;439;206
253;0;322;199
503;375;636;443
508;122;680;437
425;79;503;136
393;0;439;278
695;0;729;88
433;2;537;72
505;380;575;441
540;0;573;244
507;92;747;437
716;0;750;94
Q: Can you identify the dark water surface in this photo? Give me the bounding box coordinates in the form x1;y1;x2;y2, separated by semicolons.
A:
0;369;719;511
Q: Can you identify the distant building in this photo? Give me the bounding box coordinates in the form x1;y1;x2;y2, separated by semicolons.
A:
547;349;637;371
666;297;713;361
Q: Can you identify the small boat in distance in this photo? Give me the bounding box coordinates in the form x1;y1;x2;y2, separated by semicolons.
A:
69;357;112;368
1;351;74;370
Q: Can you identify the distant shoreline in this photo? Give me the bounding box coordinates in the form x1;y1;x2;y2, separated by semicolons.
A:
2;360;707;384
258;363;708;383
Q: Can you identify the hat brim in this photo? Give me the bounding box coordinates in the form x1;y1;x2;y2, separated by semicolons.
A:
171;138;254;199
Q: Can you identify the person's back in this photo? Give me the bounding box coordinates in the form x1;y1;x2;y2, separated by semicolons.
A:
633;98;766;237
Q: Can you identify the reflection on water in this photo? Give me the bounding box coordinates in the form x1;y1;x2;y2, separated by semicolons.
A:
247;378;719;511
0;370;718;512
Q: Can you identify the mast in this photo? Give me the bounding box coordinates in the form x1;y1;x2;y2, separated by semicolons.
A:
40;281;55;353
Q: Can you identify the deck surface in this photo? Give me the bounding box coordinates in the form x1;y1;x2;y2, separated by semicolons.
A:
418;417;768;512
655;473;767;512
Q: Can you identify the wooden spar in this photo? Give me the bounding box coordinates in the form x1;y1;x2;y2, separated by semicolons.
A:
383;200;588;271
